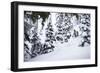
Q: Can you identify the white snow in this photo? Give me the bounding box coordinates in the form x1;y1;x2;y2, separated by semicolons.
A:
29;36;90;62
25;41;32;52
51;13;58;33
25;13;91;62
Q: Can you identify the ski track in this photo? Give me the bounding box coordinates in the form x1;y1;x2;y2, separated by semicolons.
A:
29;37;90;62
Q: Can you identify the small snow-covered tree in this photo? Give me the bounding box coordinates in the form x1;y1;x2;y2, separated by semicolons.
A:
62;14;72;42
79;14;91;47
55;13;65;43
43;15;55;54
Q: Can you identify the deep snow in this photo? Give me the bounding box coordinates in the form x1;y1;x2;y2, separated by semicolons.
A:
24;12;91;62
29;36;90;61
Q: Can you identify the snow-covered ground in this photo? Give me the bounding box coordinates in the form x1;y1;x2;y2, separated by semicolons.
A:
29;36;90;62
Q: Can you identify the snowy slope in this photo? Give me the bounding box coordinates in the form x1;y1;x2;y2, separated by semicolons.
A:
29;36;90;61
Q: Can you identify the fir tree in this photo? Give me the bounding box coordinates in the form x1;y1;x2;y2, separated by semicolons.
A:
55;13;64;43
43;18;55;54
79;14;91;47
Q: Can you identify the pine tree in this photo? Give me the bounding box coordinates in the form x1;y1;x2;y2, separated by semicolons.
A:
55;13;73;43
43;17;55;54
79;14;91;47
63;14;72;42
55;13;65;43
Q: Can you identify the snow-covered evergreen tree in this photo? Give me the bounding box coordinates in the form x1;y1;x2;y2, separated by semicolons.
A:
43;15;55;54
24;11;34;61
55;13;65;43
55;13;72;43
79;14;91;47
63;14;72;42
24;11;91;61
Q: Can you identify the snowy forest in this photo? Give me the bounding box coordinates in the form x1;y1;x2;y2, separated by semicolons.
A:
24;11;91;62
